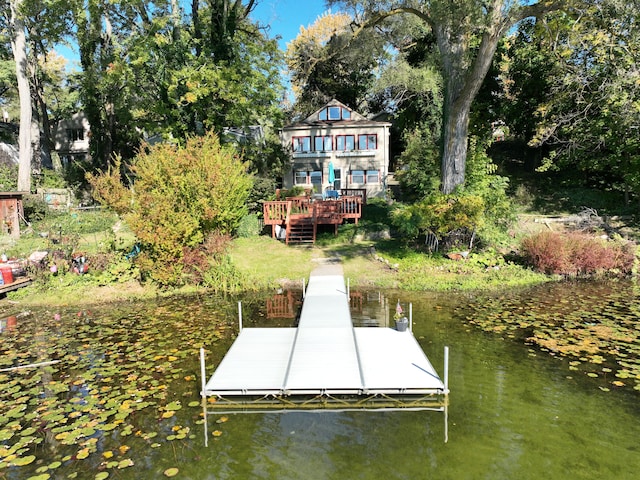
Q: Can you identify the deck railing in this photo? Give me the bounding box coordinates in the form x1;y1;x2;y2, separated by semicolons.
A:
263;201;289;224
263;195;363;242
339;196;362;224
340;188;367;205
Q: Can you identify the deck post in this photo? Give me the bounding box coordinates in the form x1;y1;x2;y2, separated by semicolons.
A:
238;301;243;332
444;346;449;392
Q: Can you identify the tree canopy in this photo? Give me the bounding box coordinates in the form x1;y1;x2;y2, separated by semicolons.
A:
329;0;569;193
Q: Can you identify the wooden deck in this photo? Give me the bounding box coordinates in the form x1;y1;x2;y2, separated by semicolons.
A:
263;195;363;244
0;277;32;296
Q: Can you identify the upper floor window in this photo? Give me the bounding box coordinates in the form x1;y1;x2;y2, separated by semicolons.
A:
336;135;355;151
292;136;311;153
314;135;333;152
67;128;84;142
318;106;352;121
358;134;377;150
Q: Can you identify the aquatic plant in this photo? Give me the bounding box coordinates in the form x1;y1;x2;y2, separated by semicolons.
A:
0;299;234;478
459;281;640;392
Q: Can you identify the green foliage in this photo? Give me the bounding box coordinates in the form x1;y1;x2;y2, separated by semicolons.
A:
88;132;252;286
391;193;485;242
34;168;68;189
463;136;514;229
200;254;253;294
22;195;48;223
246;175;278;214
392;137;512;248
394;123;441;202
0;163;18;191
236;214;262;238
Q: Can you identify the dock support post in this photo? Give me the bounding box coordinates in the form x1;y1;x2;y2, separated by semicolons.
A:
199;347;209;447
444;346;449;392
409;303;413;332
200;347;206;397
238;301;243;332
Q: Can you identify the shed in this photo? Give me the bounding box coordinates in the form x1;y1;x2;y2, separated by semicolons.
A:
0;192;28;238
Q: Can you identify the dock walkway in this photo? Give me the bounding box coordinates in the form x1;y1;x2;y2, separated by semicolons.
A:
202;265;448;411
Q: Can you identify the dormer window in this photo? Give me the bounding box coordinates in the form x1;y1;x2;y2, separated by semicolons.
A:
318;106;351;122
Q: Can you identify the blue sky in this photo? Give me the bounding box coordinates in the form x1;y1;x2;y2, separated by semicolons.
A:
251;0;332;49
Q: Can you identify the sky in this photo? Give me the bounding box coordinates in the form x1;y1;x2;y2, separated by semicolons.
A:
250;0;332;49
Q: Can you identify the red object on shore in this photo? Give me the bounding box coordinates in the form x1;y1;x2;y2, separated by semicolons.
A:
0;265;14;284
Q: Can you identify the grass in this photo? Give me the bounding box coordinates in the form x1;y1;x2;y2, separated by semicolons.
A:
6;188;634;308
229;237;316;287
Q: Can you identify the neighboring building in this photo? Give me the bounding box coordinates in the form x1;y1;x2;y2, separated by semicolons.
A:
280;99;391;199
54;112;90;166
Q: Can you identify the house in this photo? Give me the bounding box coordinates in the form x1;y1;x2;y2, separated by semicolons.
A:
280;100;391;199
54;112;90;167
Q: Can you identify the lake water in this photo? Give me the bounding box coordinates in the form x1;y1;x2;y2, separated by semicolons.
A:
0;283;639;479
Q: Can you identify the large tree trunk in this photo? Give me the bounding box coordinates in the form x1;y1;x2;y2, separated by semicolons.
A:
10;0;32;192
440;98;471;194
434;8;506;194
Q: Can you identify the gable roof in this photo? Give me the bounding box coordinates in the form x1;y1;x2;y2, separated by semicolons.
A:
284;99;390;129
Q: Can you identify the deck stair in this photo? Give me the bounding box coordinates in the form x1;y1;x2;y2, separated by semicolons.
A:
287;215;315;244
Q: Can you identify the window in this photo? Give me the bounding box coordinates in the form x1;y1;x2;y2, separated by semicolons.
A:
366;170;379;184
314;135;333;152
351;170;365;184
292;136;311;152
295;170;308;185
310;171;322;192
67;128;84;142
318;106;352;121
350;169;379;185
336;135;355;151
358;134;377;150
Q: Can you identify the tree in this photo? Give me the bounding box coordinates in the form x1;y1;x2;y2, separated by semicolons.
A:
509;1;640;202
286;11;386;116
331;0;568;193
8;0;31;191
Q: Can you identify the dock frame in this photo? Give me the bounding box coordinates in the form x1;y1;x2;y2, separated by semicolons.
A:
200;267;449;414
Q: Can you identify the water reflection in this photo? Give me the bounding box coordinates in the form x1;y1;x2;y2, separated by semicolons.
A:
0;314;17;333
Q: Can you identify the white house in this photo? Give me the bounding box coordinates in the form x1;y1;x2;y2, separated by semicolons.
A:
54;112;90;166
280;99;391;199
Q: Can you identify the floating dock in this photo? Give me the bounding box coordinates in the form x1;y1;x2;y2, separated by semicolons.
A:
201;265;449;412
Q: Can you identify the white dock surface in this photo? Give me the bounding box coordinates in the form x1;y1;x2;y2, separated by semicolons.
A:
204;265;446;398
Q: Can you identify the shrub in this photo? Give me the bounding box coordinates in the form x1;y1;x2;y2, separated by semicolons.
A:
521;231;635;276
390;193;485;244
88;132;253;286
236;214;262;238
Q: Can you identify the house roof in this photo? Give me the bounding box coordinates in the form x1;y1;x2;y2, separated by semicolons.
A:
283;99;391;130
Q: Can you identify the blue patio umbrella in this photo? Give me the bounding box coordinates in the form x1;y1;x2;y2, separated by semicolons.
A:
328;162;335;185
